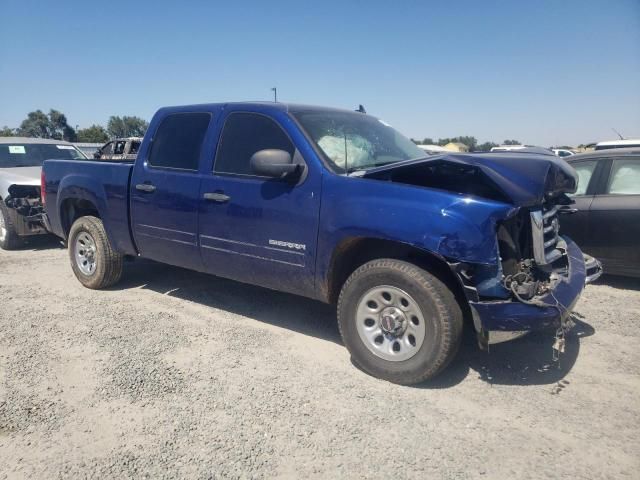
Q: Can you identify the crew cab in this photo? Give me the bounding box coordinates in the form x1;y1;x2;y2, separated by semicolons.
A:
42;102;596;385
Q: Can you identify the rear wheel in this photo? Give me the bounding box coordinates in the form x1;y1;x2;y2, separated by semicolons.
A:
68;216;123;289
337;259;463;385
0;200;22;250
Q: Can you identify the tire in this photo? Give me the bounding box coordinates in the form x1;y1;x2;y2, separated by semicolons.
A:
0;199;22;250
337;259;463;385
68;216;123;289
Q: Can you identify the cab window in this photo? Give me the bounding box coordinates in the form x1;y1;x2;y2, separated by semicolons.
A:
214;113;295;176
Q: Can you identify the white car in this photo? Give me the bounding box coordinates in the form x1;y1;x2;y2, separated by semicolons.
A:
0;137;86;249
416;144;451;154
552;149;575;157
595;139;640;151
490;145;527;152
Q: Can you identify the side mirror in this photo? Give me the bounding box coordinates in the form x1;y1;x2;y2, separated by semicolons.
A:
250;149;300;179
93;151;101;159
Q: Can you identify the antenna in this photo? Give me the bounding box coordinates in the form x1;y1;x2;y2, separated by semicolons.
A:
271;87;277;103
612;128;625;140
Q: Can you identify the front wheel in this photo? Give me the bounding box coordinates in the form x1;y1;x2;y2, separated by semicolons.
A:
337;259;463;385
68;216;123;289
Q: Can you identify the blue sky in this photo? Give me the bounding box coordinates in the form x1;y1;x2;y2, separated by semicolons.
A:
1;0;638;146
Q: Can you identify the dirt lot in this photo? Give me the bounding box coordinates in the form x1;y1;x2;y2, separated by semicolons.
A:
1;237;639;479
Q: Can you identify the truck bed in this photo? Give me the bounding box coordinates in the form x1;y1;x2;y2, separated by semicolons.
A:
43;159;137;255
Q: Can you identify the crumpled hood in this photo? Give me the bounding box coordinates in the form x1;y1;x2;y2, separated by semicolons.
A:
361;153;577;207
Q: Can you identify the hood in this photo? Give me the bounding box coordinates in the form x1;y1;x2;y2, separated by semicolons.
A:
360;153;577;207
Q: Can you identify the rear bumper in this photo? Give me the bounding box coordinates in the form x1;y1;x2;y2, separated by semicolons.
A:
469;237;586;336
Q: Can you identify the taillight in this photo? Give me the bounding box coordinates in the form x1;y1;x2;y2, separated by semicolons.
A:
40;170;46;207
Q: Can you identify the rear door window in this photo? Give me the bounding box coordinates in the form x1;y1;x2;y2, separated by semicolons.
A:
606;158;640;195
114;141;127;155
148;113;212;170
130;141;141;155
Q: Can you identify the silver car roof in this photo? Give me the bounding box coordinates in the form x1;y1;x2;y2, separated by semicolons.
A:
0;137;74;145
568;147;640;161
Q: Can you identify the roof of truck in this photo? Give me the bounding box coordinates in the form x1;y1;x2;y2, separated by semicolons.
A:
159;102;366;115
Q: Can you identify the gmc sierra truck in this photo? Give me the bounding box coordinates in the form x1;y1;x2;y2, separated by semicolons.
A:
42;102;600;385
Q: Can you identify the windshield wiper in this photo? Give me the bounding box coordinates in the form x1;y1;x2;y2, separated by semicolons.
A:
346;156;434;176
346;161;399;174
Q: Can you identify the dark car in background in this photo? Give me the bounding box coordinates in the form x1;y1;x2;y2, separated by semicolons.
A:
561;147;640;277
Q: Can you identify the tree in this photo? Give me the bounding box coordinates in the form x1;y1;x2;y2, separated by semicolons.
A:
476;141;499;152
453;136;478;151
18;110;50;138
437;136;478;151
107;116;148;138
76;125;109;143
0;126;16;136
410;137;434;145
49;109;77;142
503;139;521;145
17;109;76;141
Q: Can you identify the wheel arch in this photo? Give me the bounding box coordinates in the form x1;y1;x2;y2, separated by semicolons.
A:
60;197;101;239
324;237;469;313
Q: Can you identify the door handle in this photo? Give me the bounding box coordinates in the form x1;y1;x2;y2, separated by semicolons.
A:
203;192;231;203
136;183;156;193
558;205;578;215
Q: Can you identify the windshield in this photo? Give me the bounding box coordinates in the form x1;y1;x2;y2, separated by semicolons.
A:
0;143;86;167
292;110;425;173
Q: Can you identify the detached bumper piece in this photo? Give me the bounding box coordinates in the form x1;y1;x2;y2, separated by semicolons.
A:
470;237;586;344
584;254;603;285
6;205;47;237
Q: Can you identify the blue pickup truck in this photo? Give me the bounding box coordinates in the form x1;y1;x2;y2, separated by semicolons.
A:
42;102;598;384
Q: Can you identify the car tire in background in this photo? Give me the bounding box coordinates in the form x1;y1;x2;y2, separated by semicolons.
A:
337;259;463;385
68;216;123;289
0;199;22;250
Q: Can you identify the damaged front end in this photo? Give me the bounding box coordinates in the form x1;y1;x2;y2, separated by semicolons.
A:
454;197;596;348
4;184;47;236
360;152;600;348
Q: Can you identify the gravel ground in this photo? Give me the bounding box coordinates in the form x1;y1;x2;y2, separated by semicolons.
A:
1;237;639;479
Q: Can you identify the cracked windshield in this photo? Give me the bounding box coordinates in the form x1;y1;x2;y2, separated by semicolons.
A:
293;110;425;173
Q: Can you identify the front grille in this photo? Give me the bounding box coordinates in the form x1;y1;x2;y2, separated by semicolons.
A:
530;204;562;266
